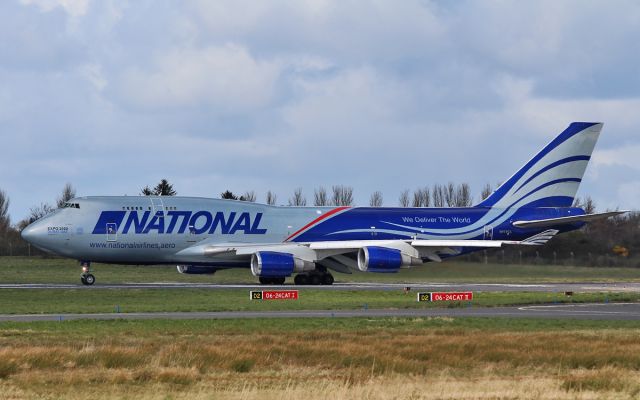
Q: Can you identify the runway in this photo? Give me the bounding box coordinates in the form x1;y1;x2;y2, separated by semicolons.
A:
1;281;639;292
1;302;639;322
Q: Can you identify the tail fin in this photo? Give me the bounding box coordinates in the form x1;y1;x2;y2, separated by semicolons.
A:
477;122;603;209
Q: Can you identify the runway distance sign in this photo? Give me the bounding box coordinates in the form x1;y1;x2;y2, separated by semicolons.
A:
250;290;299;300
417;292;473;302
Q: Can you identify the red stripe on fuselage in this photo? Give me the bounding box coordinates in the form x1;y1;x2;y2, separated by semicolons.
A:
284;206;350;242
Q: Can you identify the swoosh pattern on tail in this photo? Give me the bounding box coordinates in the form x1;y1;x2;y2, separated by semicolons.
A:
477;122;602;209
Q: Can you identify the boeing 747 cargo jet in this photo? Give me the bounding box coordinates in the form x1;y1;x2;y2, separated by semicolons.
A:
21;122;625;285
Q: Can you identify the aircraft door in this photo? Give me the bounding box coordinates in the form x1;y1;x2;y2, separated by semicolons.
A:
150;197;165;216
106;223;117;242
483;225;493;240
149;197;168;251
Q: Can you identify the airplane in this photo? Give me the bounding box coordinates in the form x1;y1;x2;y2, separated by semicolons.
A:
21;122;626;286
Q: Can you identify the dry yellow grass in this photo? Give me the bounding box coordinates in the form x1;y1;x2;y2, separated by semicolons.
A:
2;370;640;399
1;322;640;399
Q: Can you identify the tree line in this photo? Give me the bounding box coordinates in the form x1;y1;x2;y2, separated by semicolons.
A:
215;182;478;207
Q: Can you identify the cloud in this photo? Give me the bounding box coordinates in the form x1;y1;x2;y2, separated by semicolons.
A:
618;181;640;206
115;44;280;113
20;0;90;17
2;0;640;220
593;145;640;171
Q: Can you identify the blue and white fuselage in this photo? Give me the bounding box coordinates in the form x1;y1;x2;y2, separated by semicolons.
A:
21;122;624;285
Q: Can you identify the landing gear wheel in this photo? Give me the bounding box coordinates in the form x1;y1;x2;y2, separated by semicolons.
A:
259;277;286;285
321;273;334;285
83;274;95;286
294;274;309;285
79;261;94;286
310;274;321;285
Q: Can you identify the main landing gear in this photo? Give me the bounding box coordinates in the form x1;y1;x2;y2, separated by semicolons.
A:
257;270;335;286
80;261;95;286
294;271;334;285
259;277;286;285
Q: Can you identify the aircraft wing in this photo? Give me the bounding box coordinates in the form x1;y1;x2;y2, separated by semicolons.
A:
512;211;627;229
175;230;559;265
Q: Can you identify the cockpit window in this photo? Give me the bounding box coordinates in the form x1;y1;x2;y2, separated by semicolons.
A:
63;203;80;209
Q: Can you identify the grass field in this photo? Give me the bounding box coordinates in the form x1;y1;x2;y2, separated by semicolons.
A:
2;256;640;315
3;257;640;399
3;256;640;284
2;318;640;399
0;288;639;315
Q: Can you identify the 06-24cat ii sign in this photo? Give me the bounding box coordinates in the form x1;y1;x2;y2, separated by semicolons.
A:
417;292;473;302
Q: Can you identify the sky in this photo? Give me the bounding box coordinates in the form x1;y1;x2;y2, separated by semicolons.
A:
1;0;639;222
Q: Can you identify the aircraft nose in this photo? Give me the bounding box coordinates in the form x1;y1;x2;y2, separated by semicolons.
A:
21;223;36;242
21;221;46;245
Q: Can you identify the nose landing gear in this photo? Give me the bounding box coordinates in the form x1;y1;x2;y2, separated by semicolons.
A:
80;261;95;286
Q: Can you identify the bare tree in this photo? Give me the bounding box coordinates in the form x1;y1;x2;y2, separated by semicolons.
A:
265;190;277;205
573;196;597;214
432;184;445;207
331;185;354;206
56;183;76;208
412;190;422;207
369;191;383;207
412;187;431;207
422;186;431;207
480;183;493;201
584;196;596;214
26;203;54;225
444;182;456;207
242;191;256;202
314;187;329;206
0;190;9;234
399;189;410;207
454;183;473;207
288;188;307;206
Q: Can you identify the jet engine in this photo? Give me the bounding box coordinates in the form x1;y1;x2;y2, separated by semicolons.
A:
250;251;315;277
357;246;415;273
176;265;218;275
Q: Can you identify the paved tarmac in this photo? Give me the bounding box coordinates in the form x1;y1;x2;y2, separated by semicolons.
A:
1;282;640;292
1;302;639;322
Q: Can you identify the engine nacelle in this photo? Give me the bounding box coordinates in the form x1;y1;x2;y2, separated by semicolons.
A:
176;265;218;275
357;246;413;273
251;251;315;277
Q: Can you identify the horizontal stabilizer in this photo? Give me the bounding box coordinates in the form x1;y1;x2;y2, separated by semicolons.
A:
512;211;627;229
517;229;559;245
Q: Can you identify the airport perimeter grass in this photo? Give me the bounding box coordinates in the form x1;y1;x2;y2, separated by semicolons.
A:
3;257;640;399
2;318;640;399
2;256;640;284
1;288;639;315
